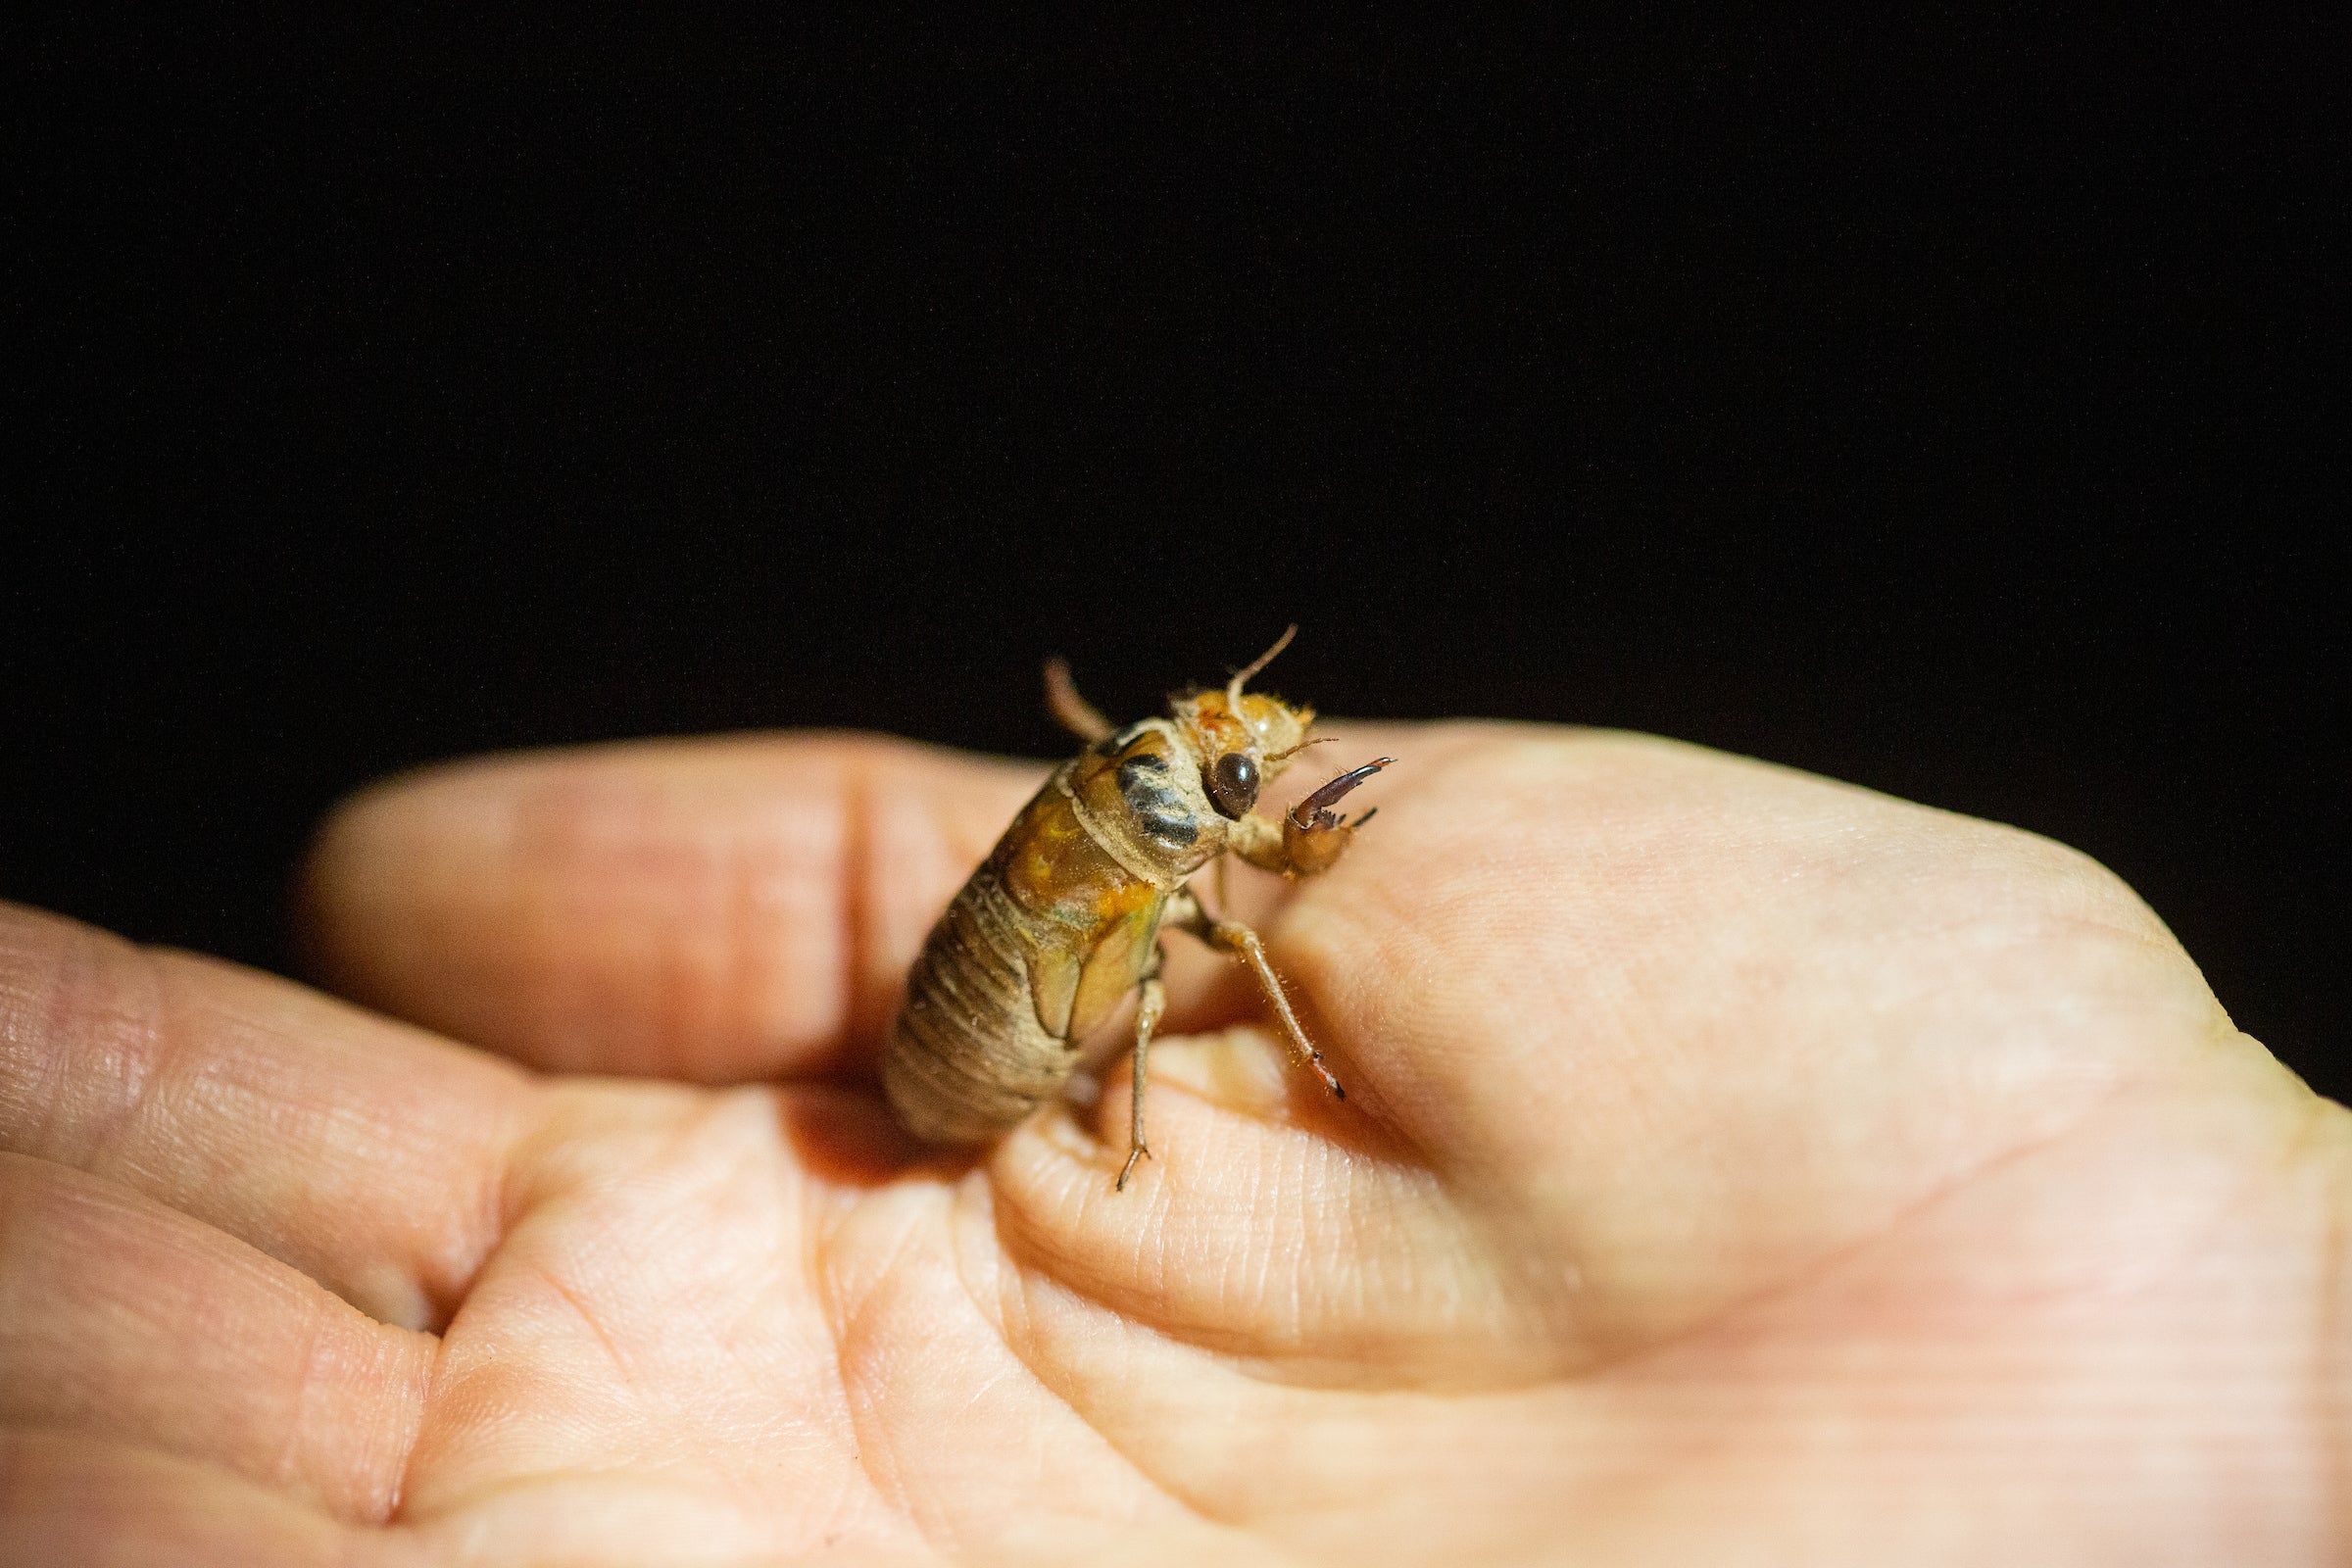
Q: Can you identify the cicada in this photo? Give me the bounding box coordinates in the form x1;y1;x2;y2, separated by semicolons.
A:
883;627;1391;1189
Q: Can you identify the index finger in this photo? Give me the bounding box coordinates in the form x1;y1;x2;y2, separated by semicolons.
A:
299;735;1046;1083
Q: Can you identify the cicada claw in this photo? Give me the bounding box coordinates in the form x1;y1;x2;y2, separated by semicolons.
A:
1279;757;1393;875
1288;758;1395;834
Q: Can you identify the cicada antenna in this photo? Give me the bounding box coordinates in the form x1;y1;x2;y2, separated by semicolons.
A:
1265;735;1338;764
1226;623;1298;710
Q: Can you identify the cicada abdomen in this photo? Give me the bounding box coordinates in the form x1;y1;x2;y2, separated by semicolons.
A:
884;775;1165;1142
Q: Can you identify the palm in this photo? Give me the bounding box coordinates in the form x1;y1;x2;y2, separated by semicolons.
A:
2;726;2337;1564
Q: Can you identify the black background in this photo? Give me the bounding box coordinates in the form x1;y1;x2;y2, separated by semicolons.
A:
8;21;2343;1095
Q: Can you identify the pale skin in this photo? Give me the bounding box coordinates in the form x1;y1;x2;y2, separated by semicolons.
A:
0;723;2343;1565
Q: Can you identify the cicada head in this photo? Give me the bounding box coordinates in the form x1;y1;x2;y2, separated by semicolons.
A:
1167;626;1320;821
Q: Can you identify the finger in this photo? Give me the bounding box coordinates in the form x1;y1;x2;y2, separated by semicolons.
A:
1276;726;2256;1353
299;734;1044;1081
0;1155;432;1524
989;1024;1568;1387
0;903;531;1330
0;1433;375;1568
981;722;2278;1390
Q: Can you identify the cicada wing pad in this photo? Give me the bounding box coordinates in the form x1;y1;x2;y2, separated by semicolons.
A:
1020;900;1163;1063
1067;897;1167;1046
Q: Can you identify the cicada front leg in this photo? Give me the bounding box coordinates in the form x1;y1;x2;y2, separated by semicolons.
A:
1228;757;1394;878
1279;757;1391;876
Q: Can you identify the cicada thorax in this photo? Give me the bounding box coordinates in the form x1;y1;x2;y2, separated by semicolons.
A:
881;720;1221;1145
1063;720;1231;882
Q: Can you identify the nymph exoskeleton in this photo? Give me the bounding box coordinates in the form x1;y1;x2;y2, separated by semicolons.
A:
882;627;1391;1189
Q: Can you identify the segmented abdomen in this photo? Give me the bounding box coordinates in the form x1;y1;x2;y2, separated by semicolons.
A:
883;863;1075;1143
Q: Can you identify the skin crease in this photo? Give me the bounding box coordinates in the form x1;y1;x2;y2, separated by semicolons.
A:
0;723;2343;1565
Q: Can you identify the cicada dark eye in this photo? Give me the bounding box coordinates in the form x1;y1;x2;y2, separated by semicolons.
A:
1204;751;1260;819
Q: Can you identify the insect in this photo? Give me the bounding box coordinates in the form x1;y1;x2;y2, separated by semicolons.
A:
882;626;1392;1190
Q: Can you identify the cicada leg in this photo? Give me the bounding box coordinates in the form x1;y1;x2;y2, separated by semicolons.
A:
1227;757;1393;879
1164;887;1346;1101
1044;656;1115;743
1281;757;1393;876
1117;956;1167;1192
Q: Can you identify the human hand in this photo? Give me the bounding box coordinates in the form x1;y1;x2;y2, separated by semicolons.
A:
2;725;2337;1564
